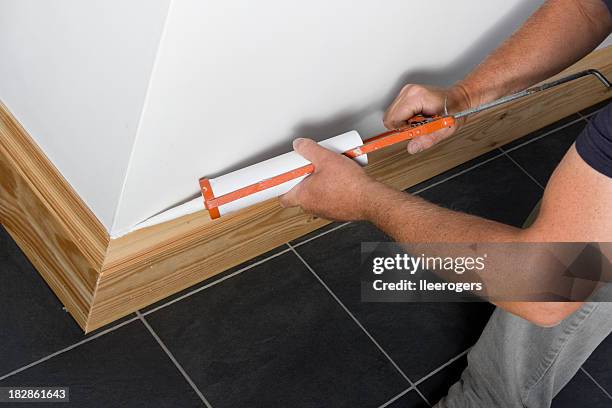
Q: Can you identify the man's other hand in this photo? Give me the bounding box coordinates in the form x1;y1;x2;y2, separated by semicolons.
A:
279;138;378;221
383;84;470;154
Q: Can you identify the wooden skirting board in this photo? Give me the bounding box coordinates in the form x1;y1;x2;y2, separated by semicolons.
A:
1;47;611;332
0;103;109;329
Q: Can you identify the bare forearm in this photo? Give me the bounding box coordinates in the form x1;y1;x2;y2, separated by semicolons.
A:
456;0;611;107
362;182;522;243
361;182;584;326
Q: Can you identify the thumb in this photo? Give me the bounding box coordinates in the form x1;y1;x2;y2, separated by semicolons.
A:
406;126;455;154
293;138;337;165
279;183;301;208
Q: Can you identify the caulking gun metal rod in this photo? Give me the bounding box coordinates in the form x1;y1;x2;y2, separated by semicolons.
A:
453;69;611;120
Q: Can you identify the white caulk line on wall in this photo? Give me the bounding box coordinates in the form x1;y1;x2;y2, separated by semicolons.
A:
111;196;203;238
110;131;366;239
109;0;175;236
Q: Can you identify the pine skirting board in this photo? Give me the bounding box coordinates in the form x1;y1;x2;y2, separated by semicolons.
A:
1;47;611;332
0;104;109;330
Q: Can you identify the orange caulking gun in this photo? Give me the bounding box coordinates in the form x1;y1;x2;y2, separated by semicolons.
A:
200;69;610;219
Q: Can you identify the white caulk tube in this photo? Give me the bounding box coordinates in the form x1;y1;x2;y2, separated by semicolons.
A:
125;130;366;236
208;130;367;216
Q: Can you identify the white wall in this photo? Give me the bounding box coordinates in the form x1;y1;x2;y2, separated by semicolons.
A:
112;0;545;233
16;1;607;235
0;0;170;228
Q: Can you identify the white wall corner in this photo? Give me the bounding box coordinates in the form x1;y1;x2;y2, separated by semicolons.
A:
110;0;175;237
0;0;172;231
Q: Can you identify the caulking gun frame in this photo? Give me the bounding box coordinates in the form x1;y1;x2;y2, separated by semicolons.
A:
200;69;611;219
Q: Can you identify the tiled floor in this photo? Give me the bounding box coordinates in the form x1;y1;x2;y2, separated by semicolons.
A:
1;103;611;407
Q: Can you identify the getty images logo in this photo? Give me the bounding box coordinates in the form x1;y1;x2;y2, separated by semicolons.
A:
372;253;487;275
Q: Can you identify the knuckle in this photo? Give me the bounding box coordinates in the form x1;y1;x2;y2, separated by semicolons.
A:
401;84;415;94
406;85;426;98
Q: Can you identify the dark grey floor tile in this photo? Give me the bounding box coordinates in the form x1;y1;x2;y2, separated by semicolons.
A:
417;355;467;406
500;114;582;151
141;244;289;313
406;150;501;194
418;155;543;227
552;369;612;408
0;321;203;407
504;121;587;187
145;251;407;408
583;333;612;396
580;98;612;117
0;226;134;377
295;222;494;381
290;221;348;246
385;390;428;408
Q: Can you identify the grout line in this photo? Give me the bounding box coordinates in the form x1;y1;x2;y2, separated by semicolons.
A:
377;386;414;408
411;151;505;196
577;111;589;121
144;222;352;317
576;108;600;120
0;315;140;381
413;349;470;387
581;107;605;120
580;108;603;124
499;115;587;155
143;246;293;316
580;367;612;400
498;148;545;190
137;311;212;408
287;243;432;407
371;349;475;408
291;222;352;248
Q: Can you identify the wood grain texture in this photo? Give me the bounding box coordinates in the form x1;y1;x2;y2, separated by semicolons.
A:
0;102;108;329
86;48;612;332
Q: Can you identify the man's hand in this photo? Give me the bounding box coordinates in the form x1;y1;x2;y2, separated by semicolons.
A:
279;138;379;221
383;84;470;154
